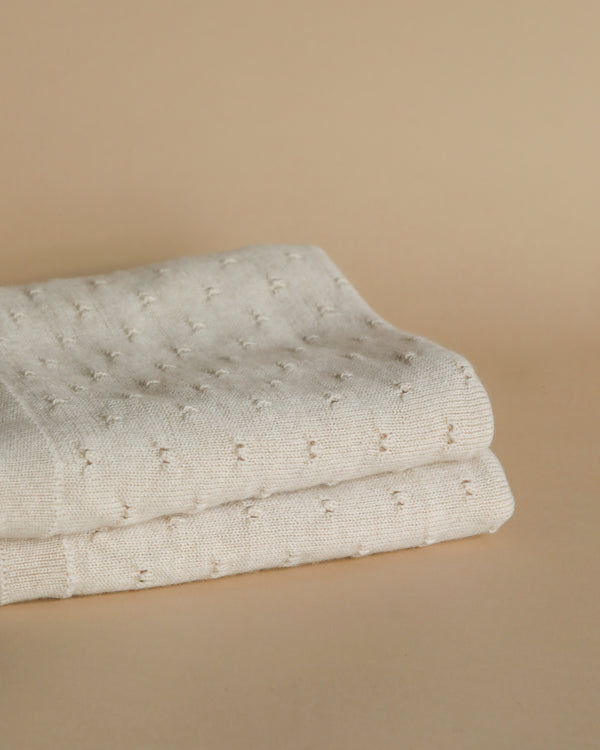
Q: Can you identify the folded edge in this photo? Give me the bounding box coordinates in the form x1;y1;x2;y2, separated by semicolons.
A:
0;449;514;606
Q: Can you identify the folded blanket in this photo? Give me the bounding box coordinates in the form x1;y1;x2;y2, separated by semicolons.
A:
0;245;513;605
0;451;512;604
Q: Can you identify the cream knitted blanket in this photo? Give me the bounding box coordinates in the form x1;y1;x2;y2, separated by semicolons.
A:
0;245;513;605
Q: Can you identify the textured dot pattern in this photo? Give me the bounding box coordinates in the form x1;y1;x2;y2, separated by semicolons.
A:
0;450;514;605
0;244;494;540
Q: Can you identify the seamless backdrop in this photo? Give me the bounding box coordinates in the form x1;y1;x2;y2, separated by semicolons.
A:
0;2;598;749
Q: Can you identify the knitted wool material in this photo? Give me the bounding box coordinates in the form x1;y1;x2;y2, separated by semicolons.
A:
0;245;513;604
0;451;512;605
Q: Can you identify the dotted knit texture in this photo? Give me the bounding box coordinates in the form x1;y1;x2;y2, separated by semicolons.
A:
0;244;495;540
0;450;514;605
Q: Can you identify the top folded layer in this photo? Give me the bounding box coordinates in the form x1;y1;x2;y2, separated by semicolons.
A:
0;245;494;539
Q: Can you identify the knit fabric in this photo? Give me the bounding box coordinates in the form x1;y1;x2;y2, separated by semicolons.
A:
0;245;513;604
0;451;513;605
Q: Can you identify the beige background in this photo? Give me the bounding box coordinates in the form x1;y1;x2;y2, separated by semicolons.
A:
0;2;598;748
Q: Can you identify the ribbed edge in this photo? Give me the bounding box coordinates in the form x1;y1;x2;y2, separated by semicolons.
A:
0;535;69;605
0;376;63;539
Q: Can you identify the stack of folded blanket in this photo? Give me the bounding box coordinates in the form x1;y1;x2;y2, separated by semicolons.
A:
0;245;514;605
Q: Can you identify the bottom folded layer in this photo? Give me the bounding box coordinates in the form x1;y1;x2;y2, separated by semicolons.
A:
0;449;514;605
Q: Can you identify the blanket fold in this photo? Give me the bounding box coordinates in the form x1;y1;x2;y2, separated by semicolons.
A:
0;244;513;605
